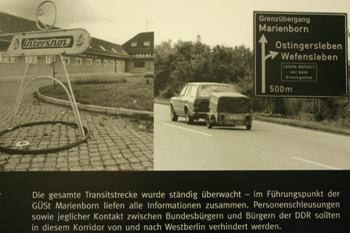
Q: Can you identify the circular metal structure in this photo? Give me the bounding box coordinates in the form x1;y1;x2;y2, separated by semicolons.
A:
0;121;90;154
36;1;57;31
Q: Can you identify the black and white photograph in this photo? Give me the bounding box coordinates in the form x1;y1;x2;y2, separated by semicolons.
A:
154;1;350;171
0;0;154;171
0;0;350;232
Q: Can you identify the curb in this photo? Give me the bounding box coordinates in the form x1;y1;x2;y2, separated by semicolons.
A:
36;91;153;120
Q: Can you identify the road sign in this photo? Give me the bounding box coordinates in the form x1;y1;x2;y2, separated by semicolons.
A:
254;12;348;97
6;28;91;56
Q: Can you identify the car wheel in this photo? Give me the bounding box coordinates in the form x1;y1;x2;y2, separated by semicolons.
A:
246;125;252;130
185;110;193;124
170;106;178;121
206;120;213;129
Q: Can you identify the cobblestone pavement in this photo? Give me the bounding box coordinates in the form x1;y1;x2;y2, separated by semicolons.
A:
0;79;153;171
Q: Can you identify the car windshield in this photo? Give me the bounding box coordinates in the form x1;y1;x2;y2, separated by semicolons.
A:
198;85;233;97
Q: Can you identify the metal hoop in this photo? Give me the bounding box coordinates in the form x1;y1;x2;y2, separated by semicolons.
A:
0;121;90;154
36;1;57;31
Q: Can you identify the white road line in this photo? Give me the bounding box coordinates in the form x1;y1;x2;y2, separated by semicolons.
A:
293;157;341;170
161;122;213;137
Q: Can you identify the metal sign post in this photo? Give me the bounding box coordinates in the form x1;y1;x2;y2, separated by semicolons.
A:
0;1;91;154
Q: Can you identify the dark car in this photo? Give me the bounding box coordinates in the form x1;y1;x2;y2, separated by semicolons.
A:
170;82;235;124
206;92;253;130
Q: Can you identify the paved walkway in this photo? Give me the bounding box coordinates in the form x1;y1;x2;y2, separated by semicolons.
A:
0;79;153;171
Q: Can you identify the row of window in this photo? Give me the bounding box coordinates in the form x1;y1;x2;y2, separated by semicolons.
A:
131;41;151;47
1;54;152;69
132;52;154;58
0;54;125;67
61;57;125;67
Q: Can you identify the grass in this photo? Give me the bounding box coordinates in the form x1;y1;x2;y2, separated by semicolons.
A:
39;74;154;111
254;113;350;136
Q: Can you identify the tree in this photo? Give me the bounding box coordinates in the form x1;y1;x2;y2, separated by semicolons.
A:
172;35;211;83
154;37;255;99
154;40;175;96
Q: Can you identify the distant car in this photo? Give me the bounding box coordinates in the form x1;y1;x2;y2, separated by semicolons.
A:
170;82;236;124
206;92;253;130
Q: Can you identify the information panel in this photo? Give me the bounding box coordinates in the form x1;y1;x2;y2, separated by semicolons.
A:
254;12;348;97
0;171;349;232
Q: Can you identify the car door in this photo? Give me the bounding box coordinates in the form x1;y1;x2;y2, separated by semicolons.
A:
173;85;189;116
183;85;198;114
180;85;194;115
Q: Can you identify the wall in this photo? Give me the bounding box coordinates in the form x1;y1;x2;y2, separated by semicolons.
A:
126;59;154;74
0;53;126;79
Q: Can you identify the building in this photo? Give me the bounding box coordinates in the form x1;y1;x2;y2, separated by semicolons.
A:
123;31;155;74
0;12;154;78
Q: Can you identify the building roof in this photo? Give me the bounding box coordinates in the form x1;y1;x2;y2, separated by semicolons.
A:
87;37;130;59
122;31;154;54
0;11;131;59
0;11;60;41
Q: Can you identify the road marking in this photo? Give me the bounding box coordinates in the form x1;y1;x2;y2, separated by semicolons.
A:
293;157;341;170
161;122;213;137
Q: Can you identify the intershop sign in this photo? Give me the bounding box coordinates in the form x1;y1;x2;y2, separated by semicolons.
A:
7;28;91;56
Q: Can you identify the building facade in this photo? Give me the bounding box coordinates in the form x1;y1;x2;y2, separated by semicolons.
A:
0;12;154;78
123;32;155;74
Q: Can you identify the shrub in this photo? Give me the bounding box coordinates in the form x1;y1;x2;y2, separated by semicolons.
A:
73;75;127;85
143;73;154;78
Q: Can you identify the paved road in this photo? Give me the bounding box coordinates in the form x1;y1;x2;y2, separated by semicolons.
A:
154;103;350;170
0;80;153;171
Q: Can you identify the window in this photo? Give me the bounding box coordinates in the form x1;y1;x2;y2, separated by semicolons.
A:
110;61;115;66
144;41;151;46
179;85;189;97
75;58;82;65
111;48;118;53
134;62;145;68
99;45;106;51
95;59;101;66
121;61;125;66
198;85;234;97
184;86;192;96
131;42;137;47
189;86;198;97
25;56;38;64
103;60;108;66
86;59;92;66
46;56;55;64
116;61;120;66
0;53;15;63
62;57;70;65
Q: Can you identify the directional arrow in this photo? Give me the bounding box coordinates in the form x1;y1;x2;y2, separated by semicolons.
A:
266;51;279;60
259;34;279;93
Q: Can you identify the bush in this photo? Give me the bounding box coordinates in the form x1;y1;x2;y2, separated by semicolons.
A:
73;75;127;85
143;73;154;78
159;83;183;99
314;97;350;121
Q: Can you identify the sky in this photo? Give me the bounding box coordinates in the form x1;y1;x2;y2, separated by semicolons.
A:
0;0;349;51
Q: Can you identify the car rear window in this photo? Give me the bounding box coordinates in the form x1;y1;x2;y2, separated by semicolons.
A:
198;85;233;97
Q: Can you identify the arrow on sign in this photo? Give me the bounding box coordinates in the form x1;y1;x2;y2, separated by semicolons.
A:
259;34;279;93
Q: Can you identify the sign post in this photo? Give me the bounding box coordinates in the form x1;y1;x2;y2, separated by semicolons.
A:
0;1;91;154
254;12;348;97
